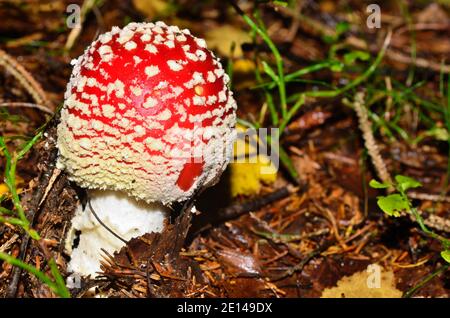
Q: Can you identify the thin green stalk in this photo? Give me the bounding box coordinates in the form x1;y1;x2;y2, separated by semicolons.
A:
0;252;69;298
369;112;411;143
279;94;305;133
284;61;340;83
0;137;24;221
392;80;444;114
259;60;342;90
0;206;14;215
0;111;70;298
444;75;450;193
369;112;396;140
0;215;26;227
236;117;258;130
399;1;416;86
410;206;450;248
399;186;450;249
0;133;42;239
49;258;71;298
242;10;287;117
305;30;392;99
278;143;299;180
235;118;299;180
277;30;391;137
10;133;42;221
249;14;279;127
403;264;449;298
260;129;299;181
254;53;279;126
367;81;444;119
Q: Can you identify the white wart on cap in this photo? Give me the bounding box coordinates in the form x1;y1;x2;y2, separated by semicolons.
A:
57;21;237;205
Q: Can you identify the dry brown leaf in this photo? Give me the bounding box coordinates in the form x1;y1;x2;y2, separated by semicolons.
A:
216;248;262;276
416;3;448;24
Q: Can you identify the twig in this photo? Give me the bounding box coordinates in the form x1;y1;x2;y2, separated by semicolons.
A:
394;23;450;35
38;168;61;209
351;92;450;234
420;213;450;234
270;241;332;281
252;228;329;244
248;212;303;259
192;186;296;236
0;234;18;253
6;234;29;297
0;49;52;108
408;192;450;203
352;91;393;186
277;8;450;73
386;48;450;73
0;102;53;115
218;186;294;221
285;0;304;42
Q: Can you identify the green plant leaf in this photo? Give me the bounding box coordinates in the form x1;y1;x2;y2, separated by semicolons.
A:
0;252;67;297
377;194;409;217
261;61;278;82
369;179;391;189
28;229;40;240
273;0;289;7
323;35;335;44
441;250;450;263
336;22;350;36
426;127;448;141
279;145;299;180
395;175;422;192
343;50;370;65
329;60;344;72
324;22;350;44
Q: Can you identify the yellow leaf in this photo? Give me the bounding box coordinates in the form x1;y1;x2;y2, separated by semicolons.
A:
321;265;402;298
231;59;258;90
0;183;9;196
132;0;170;18
0;175;24;197
205;25;251;58
229;125;277;197
233;59;256;74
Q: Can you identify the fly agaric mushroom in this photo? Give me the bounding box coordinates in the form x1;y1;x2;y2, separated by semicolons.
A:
58;22;236;277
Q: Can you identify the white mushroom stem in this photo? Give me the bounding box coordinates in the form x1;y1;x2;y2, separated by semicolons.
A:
65;190;169;278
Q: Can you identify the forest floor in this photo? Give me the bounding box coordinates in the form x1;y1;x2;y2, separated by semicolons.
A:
0;0;449;298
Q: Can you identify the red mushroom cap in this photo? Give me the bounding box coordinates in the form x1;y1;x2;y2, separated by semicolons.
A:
57;22;237;204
